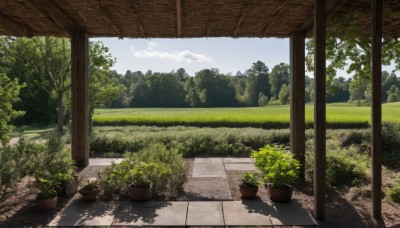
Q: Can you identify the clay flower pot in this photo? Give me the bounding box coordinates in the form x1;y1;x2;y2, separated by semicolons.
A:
127;184;151;201
239;185;258;199
36;195;58;211
79;187;100;202
64;176;79;196
268;184;293;202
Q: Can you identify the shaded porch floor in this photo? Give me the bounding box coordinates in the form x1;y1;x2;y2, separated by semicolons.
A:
48;158;317;227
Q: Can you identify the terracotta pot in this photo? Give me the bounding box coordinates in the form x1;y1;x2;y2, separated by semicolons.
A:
127;184;151;201
239;185;258;199
64;176;79;196
268;184;293;202
36;196;57;211
79;188;100;202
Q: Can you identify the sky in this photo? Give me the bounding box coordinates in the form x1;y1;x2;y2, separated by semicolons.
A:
92;37;396;78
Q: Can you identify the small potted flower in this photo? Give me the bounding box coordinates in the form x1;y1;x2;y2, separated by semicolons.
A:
239;172;260;199
252;145;300;202
79;179;100;202
35;177;59;211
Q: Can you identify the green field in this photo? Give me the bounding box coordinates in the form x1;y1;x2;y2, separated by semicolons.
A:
93;102;400;128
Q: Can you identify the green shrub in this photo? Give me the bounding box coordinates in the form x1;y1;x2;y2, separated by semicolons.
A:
306;149;369;187
339;130;370;148
382;122;400;164
385;176;400;203
252;145;300;186
0;146;21;199
239;172;260;187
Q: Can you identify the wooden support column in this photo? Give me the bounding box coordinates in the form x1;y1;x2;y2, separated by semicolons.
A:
371;0;382;219
71;32;89;167
290;33;306;179
313;0;326;220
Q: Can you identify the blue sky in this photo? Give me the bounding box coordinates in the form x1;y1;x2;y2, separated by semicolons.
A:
92;37;395;77
92;38;290;76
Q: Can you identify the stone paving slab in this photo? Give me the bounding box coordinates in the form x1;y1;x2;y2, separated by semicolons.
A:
89;158;123;166
185;177;232;200
112;201;188;226
269;200;318;226
47;198;118;227
223;200;273;226
78;166;108;181
194;157;223;164
223;157;253;163
192;163;226;177
224;163;257;171
186;201;224;226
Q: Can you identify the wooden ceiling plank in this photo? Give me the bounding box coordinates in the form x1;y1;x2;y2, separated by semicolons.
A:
28;0;80;34
234;2;251;37
205;0;216;36
177;0;182;37
127;0;145;37
97;1;122;38
0;12;31;36
298;0;348;33
263;0;289;35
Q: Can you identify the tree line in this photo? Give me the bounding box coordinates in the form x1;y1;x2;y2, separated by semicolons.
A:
108;62;400;108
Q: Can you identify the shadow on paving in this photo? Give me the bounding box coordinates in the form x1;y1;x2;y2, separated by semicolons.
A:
114;201;172;224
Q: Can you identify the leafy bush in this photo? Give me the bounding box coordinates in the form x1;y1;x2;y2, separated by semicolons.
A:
239;172;260;187
252;145;300;186
0;146;21;199
382;122;400;164
385;176;400;203
306;149;369;187
126;162;171;189
339;130;370;148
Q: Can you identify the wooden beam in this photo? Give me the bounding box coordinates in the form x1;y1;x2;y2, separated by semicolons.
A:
205;0;216;36
128;1;145;37
28;0;79;34
371;0;382;219
313;0;326;221
262;0;289;35
71;32;89;167
234;2;250;37
0;12;31;36
176;0;182;37
97;1;122;38
298;0;347;34
290;32;306;180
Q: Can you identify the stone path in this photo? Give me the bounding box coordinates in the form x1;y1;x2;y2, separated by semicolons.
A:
183;157;256;201
48;158;317;227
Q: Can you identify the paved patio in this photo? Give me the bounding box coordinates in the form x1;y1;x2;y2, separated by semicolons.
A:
48;158;317;227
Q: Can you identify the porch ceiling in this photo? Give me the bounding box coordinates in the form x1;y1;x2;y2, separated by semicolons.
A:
0;0;399;38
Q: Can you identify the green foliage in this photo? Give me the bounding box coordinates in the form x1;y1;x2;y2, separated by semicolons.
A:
0;146;21;199
131;143;186;192
239;172;260;187
0;73;24;146
81;179;100;191
36;175;60;199
252;145;300;186
126;162;171;188
278;84;290;105
381;122;400;164
385;176;400;203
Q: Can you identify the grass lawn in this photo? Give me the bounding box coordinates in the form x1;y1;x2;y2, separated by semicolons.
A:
93;102;400;128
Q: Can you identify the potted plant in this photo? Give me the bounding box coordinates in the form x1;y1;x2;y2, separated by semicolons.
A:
35;177;59;211
79;180;100;202
126;162;171;201
54;172;79;196
252;145;300;202
239;172;260;199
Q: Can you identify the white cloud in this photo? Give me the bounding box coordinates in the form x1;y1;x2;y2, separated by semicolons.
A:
131;43;212;63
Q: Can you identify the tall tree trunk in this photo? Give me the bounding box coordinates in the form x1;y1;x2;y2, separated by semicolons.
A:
57;92;64;134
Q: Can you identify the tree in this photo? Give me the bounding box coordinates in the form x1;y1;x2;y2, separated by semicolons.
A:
1;37;70;133
0;73;23;146
278;84;290;105
269;63;290;99
387;85;400;102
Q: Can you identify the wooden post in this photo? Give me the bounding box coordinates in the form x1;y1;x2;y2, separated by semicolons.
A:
371;0;382;219
313;0;326;220
71;32;89;167
290;33;306;179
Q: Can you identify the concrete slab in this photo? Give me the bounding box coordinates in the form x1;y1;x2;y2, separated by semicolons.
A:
186;201;224;226
185;177;232;200
89;158;123;166
194;157;223;164
192;163;226;177
78;166;108;182
112;201;188;226
223;200;272;226
268;200;318;226
223;157;253;163
47;198;117;227
224;163;257;171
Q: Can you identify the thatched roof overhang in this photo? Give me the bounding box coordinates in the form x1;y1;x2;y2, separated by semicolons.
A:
0;0;399;38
